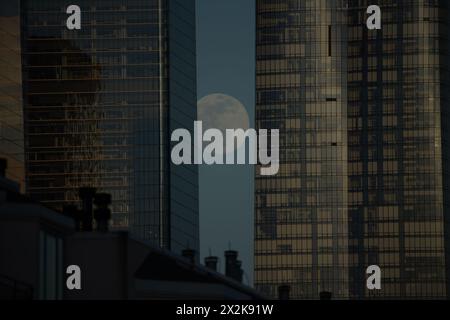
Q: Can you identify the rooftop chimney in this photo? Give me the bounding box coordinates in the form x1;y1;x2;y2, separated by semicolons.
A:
204;256;219;272
182;249;196;265
278;285;291;300
0;158;7;177
63;205;82;231
320;291;332;300
225;250;243;283
79;187;96;231
94;193;112;232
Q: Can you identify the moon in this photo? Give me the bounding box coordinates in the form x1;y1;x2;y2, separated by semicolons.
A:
197;93;250;154
197;93;249;131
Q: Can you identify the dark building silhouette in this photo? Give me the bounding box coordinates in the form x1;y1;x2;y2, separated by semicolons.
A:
20;0;199;255
0;169;263;300
255;0;450;299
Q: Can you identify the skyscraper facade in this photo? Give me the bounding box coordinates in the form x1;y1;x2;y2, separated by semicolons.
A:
255;0;450;299
0;0;25;190
255;0;350;299
21;0;198;254
347;0;449;299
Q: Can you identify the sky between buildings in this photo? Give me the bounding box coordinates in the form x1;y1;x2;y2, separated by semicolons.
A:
197;0;256;284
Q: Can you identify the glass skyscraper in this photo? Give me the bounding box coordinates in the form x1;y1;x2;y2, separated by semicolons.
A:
256;0;450;299
347;0;449;299
21;0;198;254
0;0;25;190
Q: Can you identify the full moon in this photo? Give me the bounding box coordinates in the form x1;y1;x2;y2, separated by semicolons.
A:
197;93;249;132
197;93;250;154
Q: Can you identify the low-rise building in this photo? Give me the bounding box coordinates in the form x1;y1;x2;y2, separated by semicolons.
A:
0;160;264;300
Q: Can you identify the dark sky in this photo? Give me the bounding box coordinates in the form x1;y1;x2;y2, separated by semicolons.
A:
0;0;19;16
196;0;255;284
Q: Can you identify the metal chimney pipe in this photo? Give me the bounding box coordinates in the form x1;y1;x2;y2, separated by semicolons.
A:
204;256;219;272
278;285;291;300
182;249;196;264
94;193;112;232
225;250;243;283
63;205;82;231
78;187;96;231
224;250;238;278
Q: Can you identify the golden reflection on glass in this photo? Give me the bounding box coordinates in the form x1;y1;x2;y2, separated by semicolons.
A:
0;0;25;191
256;0;449;299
